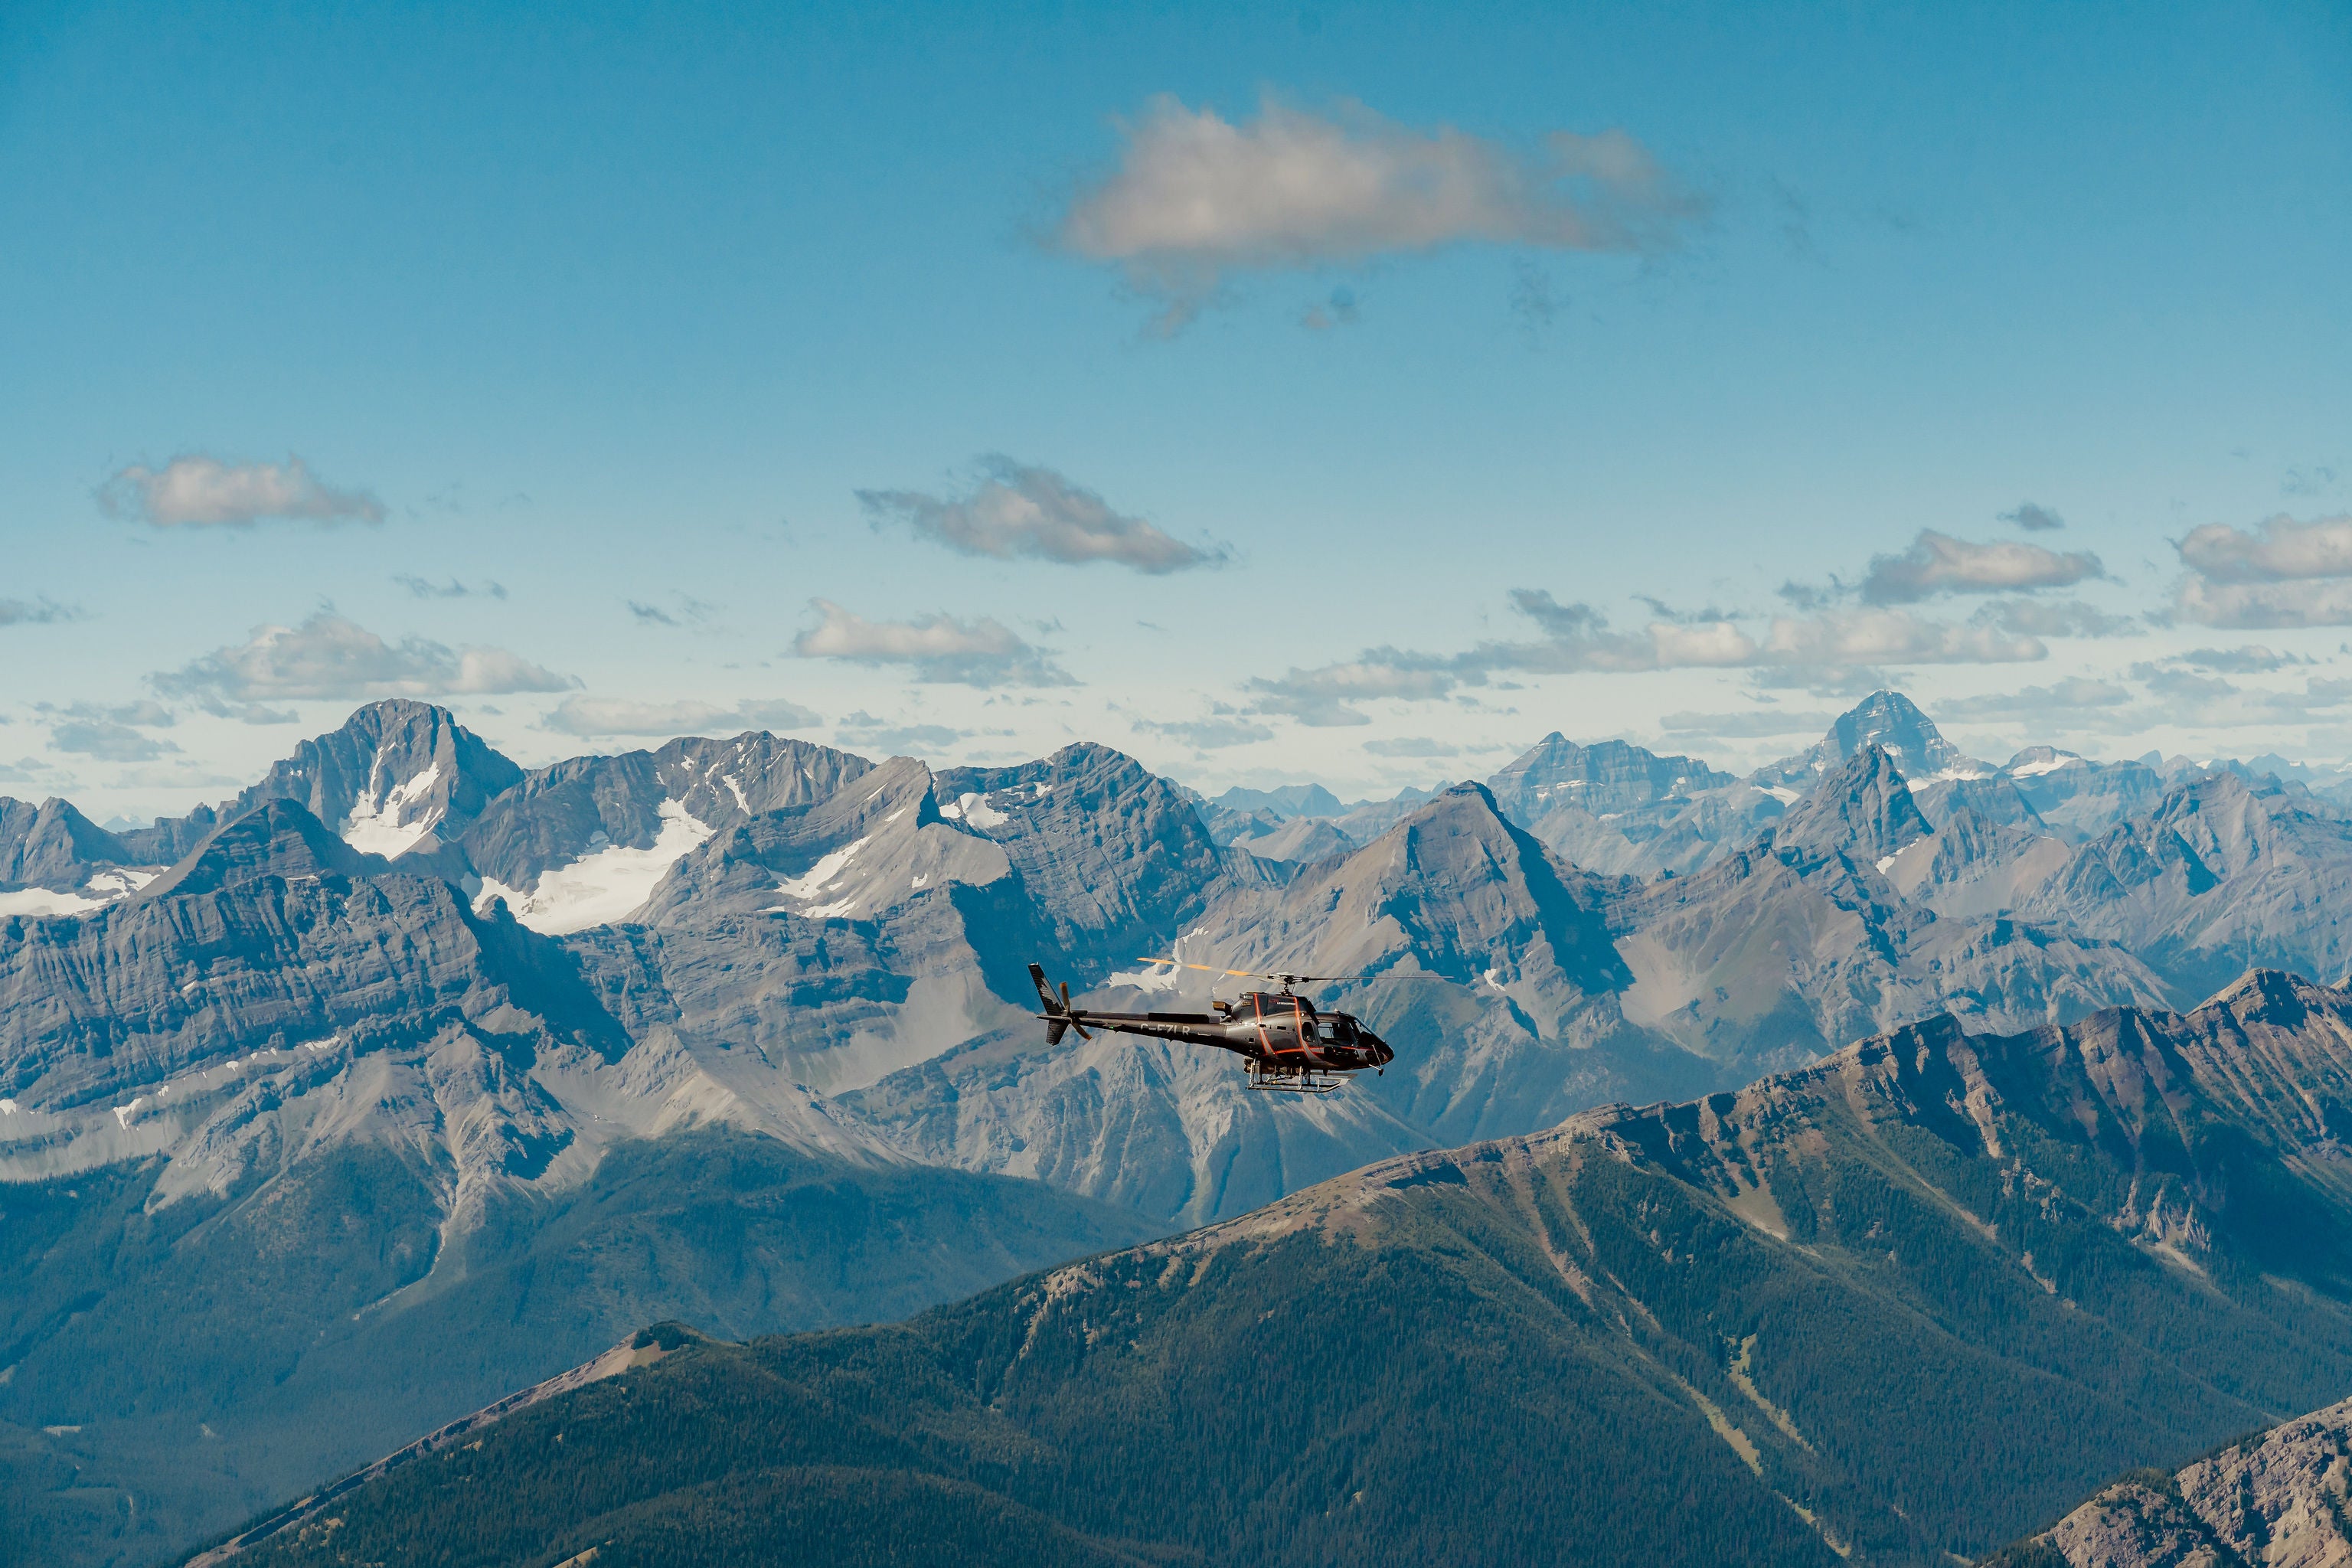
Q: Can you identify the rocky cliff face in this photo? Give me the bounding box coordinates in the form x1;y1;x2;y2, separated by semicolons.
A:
1989;1393;2352;1566
936;742;1231;972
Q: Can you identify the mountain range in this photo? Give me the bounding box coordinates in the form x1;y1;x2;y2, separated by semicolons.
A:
11;691;2352;1563
189;970;2352;1567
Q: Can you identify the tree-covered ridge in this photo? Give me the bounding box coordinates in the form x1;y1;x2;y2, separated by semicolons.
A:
224;974;2352;1566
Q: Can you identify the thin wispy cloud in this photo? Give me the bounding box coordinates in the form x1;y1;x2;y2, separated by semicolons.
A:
860;458;1220;573
2177;645;2305;673
0;596;76;627
152;612;571;701
1860;531;2104;603
833;712;976;755
1248;659;1457;727
1055;95;1707;331
792;599;1073;687
51;720;181;762
1133;715;1276;750
1243;586;2057;728
1936;678;2132;719
1999;501;2066;532
1971;598;2140;638
543;695;820;738
1658;710;1834;738
394;575;508;600
99;454;386;528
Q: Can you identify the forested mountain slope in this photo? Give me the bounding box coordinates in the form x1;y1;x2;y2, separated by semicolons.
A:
219;972;2352;1567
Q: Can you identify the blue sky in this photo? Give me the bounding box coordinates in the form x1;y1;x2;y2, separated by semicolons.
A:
4;0;2349;819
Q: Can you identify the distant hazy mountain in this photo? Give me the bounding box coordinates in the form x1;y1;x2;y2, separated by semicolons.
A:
1753;688;1994;790
217;972;2352;1568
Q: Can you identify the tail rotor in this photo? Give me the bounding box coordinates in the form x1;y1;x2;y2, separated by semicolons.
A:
1030;962;1089;1045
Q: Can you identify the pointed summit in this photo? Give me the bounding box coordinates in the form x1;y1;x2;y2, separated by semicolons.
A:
1753;691;1988;792
237;701;524;861
1772;745;1932;864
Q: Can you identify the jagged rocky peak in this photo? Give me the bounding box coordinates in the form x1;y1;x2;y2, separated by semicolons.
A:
936;742;1227;965
1755;690;1989;792
1207;781;1628;1000
139;798;390;900
640;755;1011;927
1485;733;1732;819
1770;744;1932;866
460;732;875;935
236;699;524;861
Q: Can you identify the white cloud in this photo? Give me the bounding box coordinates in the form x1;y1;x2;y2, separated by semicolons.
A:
153;612;571;701
1999;501;2066;532
791;599;1073;687
861;457;1220;573
2171;577;2352;629
99;454;386;528
2169;514;2352;626
1762;608;2045;665
1362;737;1462;757
544;695;822;739
1481;593;1758;673
1860;531;2104;603
2177;513;2352;583
1056;96;1705;328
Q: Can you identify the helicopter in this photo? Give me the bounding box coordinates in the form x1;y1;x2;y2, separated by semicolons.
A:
1027;957;1436;1093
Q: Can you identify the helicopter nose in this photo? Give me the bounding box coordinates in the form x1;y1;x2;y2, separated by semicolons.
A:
1363;1031;1393;1066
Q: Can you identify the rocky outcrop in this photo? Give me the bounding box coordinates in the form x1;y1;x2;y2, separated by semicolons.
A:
1989;1393;2352;1566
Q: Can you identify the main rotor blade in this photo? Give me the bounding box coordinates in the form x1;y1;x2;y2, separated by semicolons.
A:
1134;956;1451;985
1133;956;1265;978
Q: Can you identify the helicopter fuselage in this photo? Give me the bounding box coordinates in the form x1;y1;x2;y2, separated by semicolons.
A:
1028;965;1393;1088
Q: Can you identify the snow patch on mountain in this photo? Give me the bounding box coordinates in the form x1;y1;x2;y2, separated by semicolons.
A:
0;866;159;918
475;800;714;933
764;835;873;917
341;760;446;858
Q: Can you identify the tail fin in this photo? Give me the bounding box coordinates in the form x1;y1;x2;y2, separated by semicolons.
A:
1029;962;1070;1047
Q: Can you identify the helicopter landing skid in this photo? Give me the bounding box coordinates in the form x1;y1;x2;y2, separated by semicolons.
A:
1247;1062;1351;1094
